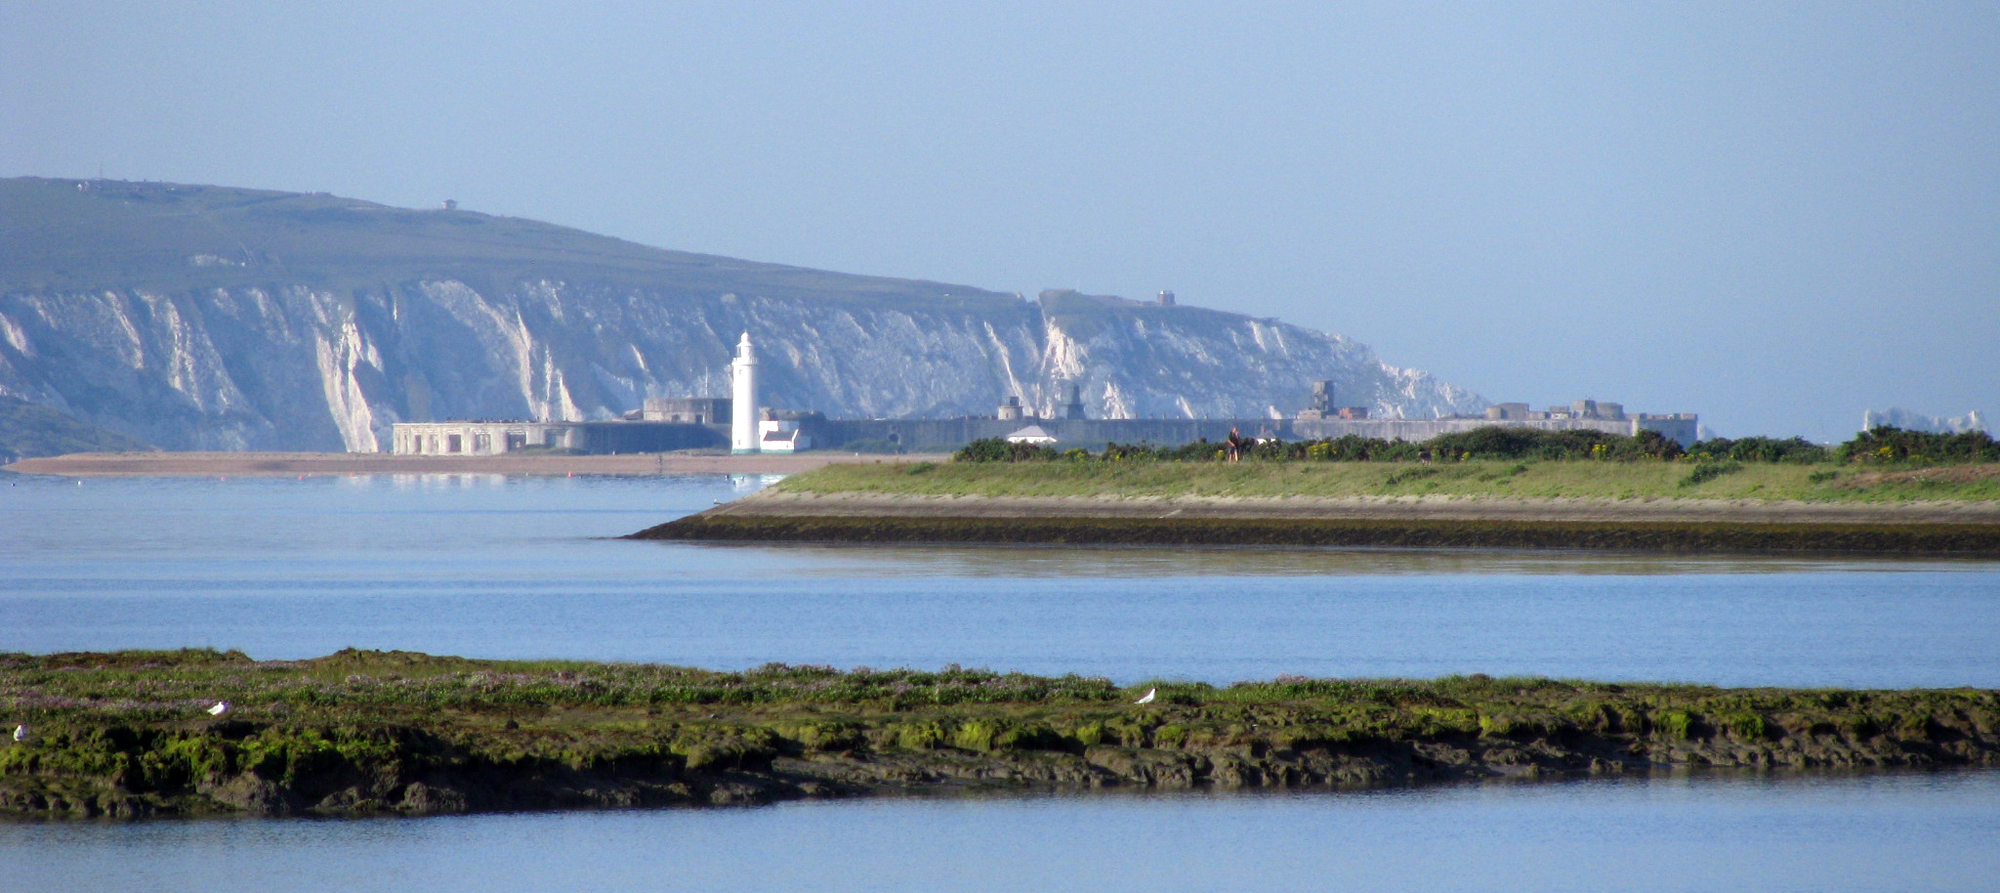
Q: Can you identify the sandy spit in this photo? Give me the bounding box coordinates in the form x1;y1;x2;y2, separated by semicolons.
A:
3;451;947;477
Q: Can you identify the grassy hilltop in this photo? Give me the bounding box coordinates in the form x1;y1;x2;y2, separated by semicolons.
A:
4;649;1997;819
0;176;1009;309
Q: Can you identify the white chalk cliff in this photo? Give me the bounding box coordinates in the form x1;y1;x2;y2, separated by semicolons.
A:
0;178;1485;451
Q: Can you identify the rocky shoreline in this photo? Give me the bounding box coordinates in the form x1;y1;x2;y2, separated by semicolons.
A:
4;650;1996;820
634;491;2000;554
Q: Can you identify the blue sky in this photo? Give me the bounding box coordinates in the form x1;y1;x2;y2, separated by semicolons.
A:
5;2;1995;439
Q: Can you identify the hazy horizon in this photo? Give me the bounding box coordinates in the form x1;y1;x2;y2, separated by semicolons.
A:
5;2;1995;440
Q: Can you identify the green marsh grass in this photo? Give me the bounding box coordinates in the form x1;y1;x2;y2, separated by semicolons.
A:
778;459;2000;503
7;650;1996;755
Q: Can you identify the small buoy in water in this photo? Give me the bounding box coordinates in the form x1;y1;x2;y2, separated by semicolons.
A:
11;724;25;742
207;701;229;716
1134;688;1157;705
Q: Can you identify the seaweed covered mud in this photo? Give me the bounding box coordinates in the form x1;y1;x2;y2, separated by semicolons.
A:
4;650;1997;819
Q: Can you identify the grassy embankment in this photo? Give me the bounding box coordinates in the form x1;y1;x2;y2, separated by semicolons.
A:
778;459;2000;503
4;649;1997;819
634;460;2000;551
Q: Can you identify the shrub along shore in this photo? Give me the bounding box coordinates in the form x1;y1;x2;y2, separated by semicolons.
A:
956;425;2000;467
3;650;1996;820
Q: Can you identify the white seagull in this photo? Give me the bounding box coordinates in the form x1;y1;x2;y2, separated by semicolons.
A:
11;724;25;742
1133;688;1157;705
207;701;229;716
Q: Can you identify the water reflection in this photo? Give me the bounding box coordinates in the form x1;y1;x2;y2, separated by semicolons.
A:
10;770;1999;893
729;473;788;491
666;539;2000;579
384;472;510;490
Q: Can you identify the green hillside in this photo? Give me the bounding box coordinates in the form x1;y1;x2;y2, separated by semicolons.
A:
0;177;1011;310
0;397;153;463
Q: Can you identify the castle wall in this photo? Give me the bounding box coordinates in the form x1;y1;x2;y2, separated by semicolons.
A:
810;418;1282;451
391;412;1698;456
1292;416;1698;446
576;421;727;454
390;420;722;455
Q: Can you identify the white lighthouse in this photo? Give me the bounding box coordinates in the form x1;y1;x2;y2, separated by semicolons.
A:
730;332;758;453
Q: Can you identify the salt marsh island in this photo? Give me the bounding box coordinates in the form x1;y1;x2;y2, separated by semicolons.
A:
3;649;1997;820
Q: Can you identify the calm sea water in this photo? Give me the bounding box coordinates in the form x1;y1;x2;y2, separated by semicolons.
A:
2;472;1996;686
11;772;1999;893
3;472;1997;892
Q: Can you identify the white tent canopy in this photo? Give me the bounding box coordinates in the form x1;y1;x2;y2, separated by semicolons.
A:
1005;425;1057;445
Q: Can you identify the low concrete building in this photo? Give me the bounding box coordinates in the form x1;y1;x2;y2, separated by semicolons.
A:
390;419;726;455
392;421;577;455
